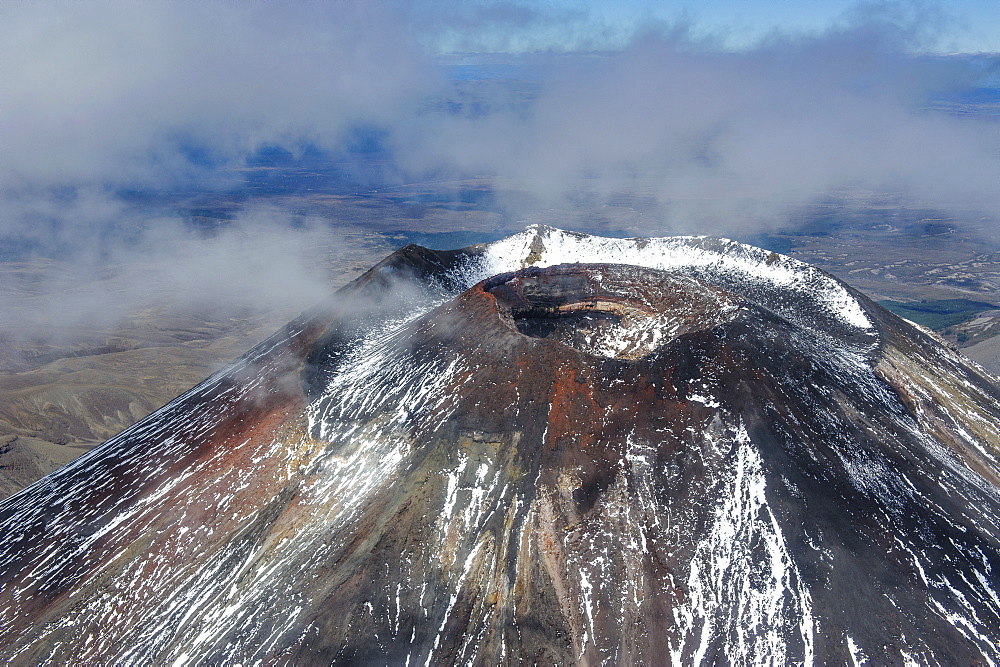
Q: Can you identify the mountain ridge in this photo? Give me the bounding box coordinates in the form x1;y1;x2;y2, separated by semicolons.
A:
1;226;998;664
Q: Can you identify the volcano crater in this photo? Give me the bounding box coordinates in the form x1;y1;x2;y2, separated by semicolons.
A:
482;263;740;360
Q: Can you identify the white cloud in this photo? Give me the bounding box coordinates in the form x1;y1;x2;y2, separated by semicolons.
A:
0;0;434;191
400;24;1000;233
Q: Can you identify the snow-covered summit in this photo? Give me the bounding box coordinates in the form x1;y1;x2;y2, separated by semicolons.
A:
452;225;873;334
460;225;872;330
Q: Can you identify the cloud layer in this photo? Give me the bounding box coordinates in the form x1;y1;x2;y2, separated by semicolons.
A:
4;1;998;238
0;1;431;191
0;0;435;351
403;22;1000;233
2;0;1000;354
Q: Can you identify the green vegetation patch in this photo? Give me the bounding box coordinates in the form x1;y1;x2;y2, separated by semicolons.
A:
878;298;995;330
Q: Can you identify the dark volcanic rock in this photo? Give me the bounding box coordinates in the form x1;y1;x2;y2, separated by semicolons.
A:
0;226;998;665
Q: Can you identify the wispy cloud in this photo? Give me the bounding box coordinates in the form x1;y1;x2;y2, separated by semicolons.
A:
401;17;1000;233
0;0;436;348
0;0;433;194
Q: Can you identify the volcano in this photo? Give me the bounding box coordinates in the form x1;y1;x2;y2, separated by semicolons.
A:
1;226;999;664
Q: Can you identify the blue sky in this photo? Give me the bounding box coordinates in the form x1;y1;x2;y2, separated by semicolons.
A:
408;0;1000;54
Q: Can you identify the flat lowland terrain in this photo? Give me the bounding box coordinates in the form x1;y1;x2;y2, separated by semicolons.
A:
0;239;388;499
771;199;1000;374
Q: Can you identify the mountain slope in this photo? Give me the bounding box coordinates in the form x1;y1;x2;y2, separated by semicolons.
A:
0;226;998;664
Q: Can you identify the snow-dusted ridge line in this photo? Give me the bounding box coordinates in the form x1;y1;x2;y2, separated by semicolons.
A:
450;225;872;331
